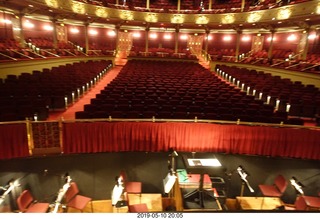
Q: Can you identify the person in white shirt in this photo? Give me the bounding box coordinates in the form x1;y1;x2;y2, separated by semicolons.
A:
111;175;125;206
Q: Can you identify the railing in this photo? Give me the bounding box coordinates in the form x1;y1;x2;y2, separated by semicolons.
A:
1;116;319;160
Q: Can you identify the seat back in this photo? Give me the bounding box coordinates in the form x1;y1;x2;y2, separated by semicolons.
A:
128;203;148;212
125;181;142;194
17;190;34;212
295;196;307;211
65;182;79;203
274;175;288;194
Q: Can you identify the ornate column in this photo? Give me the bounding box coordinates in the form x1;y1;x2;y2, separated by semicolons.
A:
204;29;210;61
50;18;58;49
301;28;311;61
209;0;213;10
241;0;245;12
84;22;89;54
115;25;120;55
268;30;275;60
146;0;150;9
17;13;25;48
174;26;179;54
235;29;242;62
145;26;149;53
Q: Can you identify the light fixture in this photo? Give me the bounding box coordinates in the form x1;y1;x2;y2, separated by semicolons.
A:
70;27;79;33
132;32;141;38
89;29;98;35
149;33;157;39
164;33;172;40
223;35;232;41
287;34;297;41
180;34;188;40
24;20;34;28
308;34;316;40
241;36;251;42
43;25;53;31
1;19;12;24
107;30;116;37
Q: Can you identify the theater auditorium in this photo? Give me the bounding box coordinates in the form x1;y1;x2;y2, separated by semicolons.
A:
0;0;320;214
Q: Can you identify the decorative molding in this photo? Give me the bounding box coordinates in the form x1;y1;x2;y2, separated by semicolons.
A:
171;14;184;24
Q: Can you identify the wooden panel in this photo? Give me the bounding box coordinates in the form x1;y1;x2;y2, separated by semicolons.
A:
127;193;163;212
236;196;283;210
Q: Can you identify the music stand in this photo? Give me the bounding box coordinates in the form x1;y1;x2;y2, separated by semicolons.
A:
290;177;304;195
182;154;222;208
51;174;72;213
237;166;254;196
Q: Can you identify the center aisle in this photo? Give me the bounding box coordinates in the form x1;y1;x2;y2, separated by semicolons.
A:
47;65;123;121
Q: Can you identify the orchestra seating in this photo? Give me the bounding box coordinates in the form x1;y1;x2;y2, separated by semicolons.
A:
0;60;112;122
75;59;297;123
216;64;320;123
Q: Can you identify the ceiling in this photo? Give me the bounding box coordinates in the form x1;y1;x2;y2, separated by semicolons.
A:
1;0;320;33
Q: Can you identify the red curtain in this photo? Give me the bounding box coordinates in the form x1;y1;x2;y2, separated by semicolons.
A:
0;123;29;160
62;122;320;160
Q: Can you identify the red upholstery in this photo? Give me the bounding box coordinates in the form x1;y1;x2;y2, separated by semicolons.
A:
16;190;49;213
125;182;142;194
285;196;307;211
65;182;93;212
128;203;148;212
259;175;288;197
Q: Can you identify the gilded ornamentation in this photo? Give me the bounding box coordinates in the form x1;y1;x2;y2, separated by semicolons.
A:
95;7;108;18
145;13;158;23
45;0;58;8
171;14;184;24
196;15;209;25
221;14;235;24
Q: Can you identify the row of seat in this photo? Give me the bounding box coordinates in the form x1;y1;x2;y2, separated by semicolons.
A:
75;59;298;124
0;60;113;121
216;64;320;118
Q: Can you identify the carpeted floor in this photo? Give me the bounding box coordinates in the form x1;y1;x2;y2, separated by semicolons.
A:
47;65;122;121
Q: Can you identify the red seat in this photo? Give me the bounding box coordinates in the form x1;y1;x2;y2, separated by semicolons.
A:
16;190;49;213
284;196;307;211
128;203;148;212
125;182;142;195
259;175;288;197
65;182;93;212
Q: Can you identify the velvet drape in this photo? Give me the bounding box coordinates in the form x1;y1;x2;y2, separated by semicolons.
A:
62;122;320;160
0;123;29;160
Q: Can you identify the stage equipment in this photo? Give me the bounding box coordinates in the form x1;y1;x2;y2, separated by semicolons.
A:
51;173;72;213
237;165;255;196
0;179;20;206
182;154;222;208
163;173;177;195
168;148;179;174
290;177;304;195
